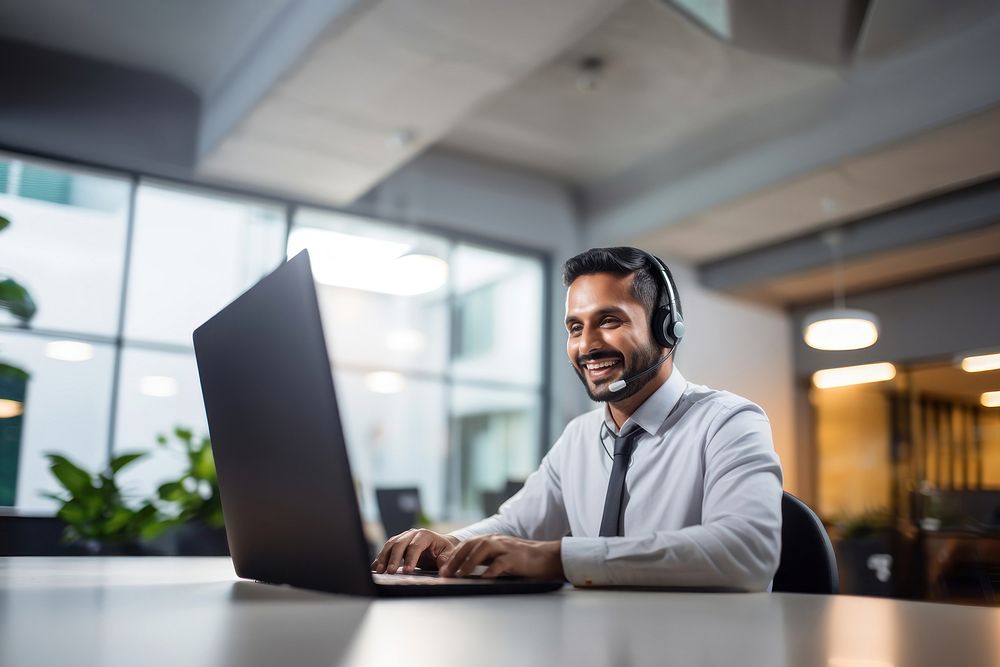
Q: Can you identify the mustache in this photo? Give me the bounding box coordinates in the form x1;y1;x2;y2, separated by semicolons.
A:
577;351;623;365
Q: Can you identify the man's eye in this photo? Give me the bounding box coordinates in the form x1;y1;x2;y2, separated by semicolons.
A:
601;317;620;327
569;325;582;336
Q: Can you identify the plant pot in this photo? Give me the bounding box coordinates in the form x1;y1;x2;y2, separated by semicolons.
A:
170;521;229;556
0;363;29;506
79;539;166;556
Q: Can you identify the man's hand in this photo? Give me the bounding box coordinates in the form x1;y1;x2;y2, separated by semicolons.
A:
371;529;460;574
438;535;564;580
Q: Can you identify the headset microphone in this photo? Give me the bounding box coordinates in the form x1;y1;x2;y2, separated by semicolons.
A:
607;348;674;393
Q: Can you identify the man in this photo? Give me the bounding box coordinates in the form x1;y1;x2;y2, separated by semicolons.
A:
372;247;783;591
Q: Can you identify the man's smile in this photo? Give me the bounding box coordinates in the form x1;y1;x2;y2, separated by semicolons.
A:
579;355;623;383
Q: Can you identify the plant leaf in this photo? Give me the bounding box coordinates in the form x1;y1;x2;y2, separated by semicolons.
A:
0;277;37;323
190;445;216;481
110;451;145;474
0;214;9;232
104;507;133;534
158;481;187;502
46;454;93;496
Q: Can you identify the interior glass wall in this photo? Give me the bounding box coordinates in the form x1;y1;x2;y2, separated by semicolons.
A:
0;152;548;527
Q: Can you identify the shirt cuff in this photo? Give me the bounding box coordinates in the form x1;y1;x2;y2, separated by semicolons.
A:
560;537;608;587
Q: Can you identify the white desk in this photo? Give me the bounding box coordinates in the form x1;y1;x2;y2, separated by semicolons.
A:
2;557;998;667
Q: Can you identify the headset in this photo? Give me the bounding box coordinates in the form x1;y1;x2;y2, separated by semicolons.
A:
605;250;685;394
640;250;685;349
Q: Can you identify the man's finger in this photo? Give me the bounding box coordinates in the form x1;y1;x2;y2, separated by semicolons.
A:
453;539;498;577
481;555;511;579
402;534;429;573
439;539;476;577
371;537;397;573
384;532;415;574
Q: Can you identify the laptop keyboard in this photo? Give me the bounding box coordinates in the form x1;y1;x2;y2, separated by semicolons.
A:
373;565;494;585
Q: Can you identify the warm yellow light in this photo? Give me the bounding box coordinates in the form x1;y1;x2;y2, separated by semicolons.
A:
45;340;94;362
0;399;24;418
365;371;406;394
982;391;1000;408
813;362;896;389
961;352;1000;373
803;309;880;351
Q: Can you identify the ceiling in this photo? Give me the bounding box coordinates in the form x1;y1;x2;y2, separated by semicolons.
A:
639;105;1000;264
442;0;835;184
1;0;999;304
0;0;295;96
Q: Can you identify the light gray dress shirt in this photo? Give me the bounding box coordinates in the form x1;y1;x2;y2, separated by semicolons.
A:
450;367;783;591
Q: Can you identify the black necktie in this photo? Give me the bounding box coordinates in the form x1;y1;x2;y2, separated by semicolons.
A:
599;428;640;537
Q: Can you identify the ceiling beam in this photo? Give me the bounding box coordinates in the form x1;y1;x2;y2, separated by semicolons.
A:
697;178;1000;303
197;0;366;160
583;11;1000;248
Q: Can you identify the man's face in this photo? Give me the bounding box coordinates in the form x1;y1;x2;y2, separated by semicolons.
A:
565;273;662;402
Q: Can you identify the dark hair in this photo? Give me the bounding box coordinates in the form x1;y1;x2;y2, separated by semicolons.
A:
561;247;682;318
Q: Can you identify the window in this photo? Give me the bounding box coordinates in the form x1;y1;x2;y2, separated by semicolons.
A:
2;151;550;531
0;157;129;336
124;183;286;347
290;208;546;521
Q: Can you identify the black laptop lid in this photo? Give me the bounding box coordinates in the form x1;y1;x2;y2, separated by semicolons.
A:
193;250;375;596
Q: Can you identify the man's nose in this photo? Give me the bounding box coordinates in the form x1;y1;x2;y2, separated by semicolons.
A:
577;325;605;355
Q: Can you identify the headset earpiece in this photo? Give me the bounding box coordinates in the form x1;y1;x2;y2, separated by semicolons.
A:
642;252;684;349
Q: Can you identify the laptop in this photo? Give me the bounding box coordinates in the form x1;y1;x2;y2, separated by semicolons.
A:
192;250;563;597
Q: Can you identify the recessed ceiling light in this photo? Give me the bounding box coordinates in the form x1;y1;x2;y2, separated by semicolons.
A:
140;375;177;398
813;362;896;389
45;340;94;362
982;391;1000;408
960;352;1000;373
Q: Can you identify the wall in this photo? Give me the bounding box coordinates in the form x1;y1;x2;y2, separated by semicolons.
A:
666;261;798;493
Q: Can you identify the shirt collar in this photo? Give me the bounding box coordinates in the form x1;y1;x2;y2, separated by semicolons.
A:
604;365;687;437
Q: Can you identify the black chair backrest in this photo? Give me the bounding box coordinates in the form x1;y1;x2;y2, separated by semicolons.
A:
375;487;422;539
773;491;839;594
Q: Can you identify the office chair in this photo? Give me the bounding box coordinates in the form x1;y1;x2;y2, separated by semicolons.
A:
773;491;839;594
375;487;422;539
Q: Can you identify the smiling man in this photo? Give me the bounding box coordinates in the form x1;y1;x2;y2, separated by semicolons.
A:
372;247;783;590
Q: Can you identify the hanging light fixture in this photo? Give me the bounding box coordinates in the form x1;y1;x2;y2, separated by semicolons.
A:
802;229;881;351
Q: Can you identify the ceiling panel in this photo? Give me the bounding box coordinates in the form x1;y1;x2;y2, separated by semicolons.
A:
197;0;626;204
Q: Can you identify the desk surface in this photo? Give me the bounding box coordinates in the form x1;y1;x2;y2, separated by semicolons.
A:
2;557;998;667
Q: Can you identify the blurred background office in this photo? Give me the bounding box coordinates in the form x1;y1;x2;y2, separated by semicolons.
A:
1;0;999;603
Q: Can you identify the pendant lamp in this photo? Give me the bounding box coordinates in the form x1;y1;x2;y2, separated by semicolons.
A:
803;229;880;351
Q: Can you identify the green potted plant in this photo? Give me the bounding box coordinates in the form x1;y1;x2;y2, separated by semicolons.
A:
0;212;36;506
154;426;228;555
42;451;168;554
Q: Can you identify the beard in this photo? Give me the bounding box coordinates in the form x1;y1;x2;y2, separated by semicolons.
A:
573;340;663;403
